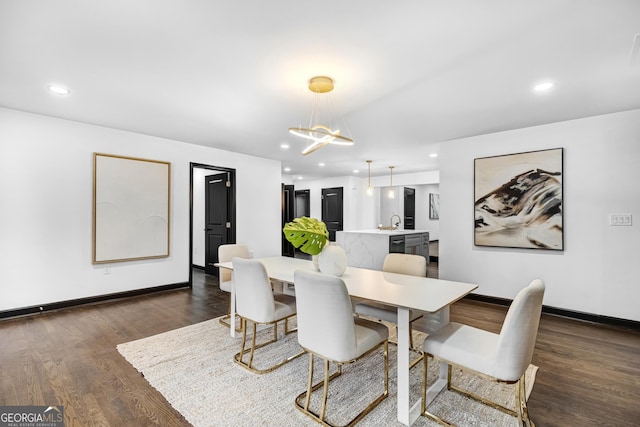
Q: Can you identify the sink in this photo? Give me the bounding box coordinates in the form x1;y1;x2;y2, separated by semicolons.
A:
377;226;397;231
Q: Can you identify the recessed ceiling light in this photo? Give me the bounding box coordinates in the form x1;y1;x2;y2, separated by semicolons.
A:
48;85;70;95
353;169;359;174
284;167;291;172
429;153;438;158
280;143;290;149
533;81;554;92
297;176;303;180
318;162;325;167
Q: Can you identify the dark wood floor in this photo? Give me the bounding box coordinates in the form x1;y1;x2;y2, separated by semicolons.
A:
1;266;639;426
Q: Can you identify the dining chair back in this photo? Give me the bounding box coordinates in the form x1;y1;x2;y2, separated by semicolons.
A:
218;244;251;292
295;269;359;362
217;244;251;329
382;253;427;277
233;256;276;323
495;279;545;381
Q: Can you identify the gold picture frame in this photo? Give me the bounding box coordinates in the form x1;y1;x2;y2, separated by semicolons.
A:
92;153;171;263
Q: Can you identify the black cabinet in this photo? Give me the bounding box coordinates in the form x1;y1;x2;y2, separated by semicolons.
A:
389;236;405;253
390;233;429;261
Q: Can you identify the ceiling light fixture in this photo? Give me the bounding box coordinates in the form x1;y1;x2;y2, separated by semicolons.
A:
48;85;70;95
366;160;373;196
533;81;554;92
289;76;354;156
388;166;395;199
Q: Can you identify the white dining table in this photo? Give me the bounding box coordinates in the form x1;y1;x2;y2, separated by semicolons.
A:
215;256;477;426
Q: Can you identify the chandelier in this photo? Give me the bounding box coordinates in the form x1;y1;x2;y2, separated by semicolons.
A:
288;76;354;156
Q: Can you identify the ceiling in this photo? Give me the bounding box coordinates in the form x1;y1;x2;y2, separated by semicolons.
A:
1;1;639;180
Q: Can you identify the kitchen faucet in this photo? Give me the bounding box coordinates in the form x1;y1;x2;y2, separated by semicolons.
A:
390;214;401;230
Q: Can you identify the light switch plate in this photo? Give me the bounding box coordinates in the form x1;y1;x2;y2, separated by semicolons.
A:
609;214;632;226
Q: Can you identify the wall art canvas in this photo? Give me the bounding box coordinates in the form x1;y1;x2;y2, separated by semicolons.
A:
429;193;440;220
93;153;171;263
474;148;563;250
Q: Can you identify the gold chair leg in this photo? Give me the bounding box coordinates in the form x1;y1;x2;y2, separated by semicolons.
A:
421;356;454;426
218;295;242;332
422;356;535;426
304;353;314;411
238;318;247;364
516;375;534;427
294;341;388;427
248;321;257;368
320;358;330;422
233;316;305;374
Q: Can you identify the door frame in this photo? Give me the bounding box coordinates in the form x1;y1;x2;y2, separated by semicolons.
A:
189;162;236;288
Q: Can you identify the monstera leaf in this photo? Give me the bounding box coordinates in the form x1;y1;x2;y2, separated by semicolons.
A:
282;217;329;255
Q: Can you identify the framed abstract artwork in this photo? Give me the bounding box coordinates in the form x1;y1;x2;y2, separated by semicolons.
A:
93;153;171;263
474;148;563;250
429;193;440;220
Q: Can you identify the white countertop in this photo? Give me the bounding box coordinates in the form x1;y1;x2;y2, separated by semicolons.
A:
338;229;429;236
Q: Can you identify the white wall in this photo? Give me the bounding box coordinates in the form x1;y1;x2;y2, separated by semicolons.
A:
0;108;282;311
414;184;439;241
439;109;640;321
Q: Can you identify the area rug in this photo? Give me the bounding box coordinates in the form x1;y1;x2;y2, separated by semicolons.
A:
117;317;537;427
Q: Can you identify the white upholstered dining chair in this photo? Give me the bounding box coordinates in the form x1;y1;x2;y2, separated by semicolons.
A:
293;270;389;427
232;257;304;374
421;279;545;427
354;253;427;351
217;244;251;329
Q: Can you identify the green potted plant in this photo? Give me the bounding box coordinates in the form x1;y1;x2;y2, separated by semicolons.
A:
282;216;347;276
282;216;329;256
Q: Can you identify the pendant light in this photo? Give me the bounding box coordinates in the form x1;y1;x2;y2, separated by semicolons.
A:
288;76;354;156
388;166;395;199
366;160;373;196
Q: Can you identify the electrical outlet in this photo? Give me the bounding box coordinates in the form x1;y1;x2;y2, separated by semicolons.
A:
609;214;633;226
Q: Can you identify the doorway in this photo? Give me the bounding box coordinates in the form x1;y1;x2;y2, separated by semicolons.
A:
321;187;343;241
189;163;236;286
282;184;295;257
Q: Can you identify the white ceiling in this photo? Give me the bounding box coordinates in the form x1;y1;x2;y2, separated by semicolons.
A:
1;1;639;180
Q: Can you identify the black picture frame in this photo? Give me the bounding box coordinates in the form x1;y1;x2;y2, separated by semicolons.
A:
474;148;563;250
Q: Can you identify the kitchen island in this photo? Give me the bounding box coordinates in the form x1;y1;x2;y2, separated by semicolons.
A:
336;229;429;271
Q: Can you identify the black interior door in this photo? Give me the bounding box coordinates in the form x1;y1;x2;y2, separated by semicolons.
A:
321;187;343;241
282;184;295;257
404;187;416;230
205;172;231;275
